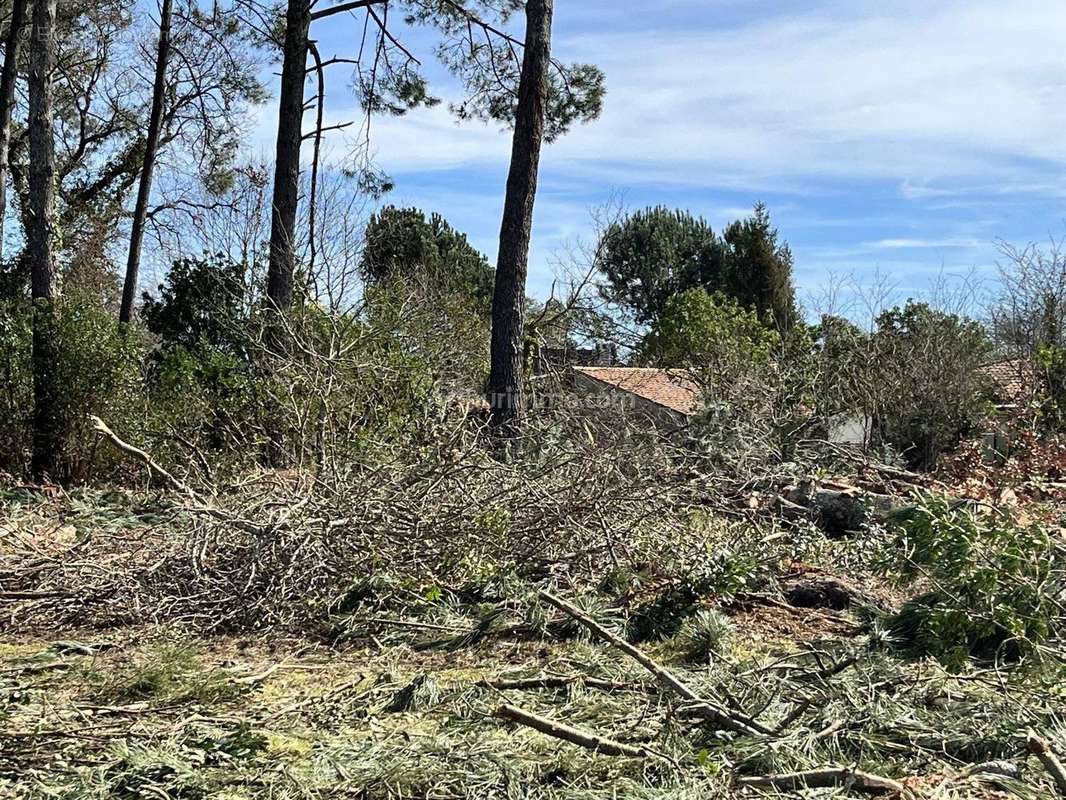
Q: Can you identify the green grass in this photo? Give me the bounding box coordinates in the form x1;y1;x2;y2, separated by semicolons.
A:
91;642;245;706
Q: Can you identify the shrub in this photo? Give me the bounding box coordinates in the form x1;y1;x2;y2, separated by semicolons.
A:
1036;343;1066;428
886;494;1063;669
0;295;31;470
0;291;147;480
56;295;150;481
142;255;249;353
626;548;764;643
640;288;779;372
144;341;259;466
676;609;734;662
870;302;993;469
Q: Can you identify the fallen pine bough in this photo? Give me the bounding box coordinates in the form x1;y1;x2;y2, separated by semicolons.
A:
736;766;905;795
493;703;648;758
538;589;772;737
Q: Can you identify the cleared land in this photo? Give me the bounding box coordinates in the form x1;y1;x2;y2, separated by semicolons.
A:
2;482;1063;799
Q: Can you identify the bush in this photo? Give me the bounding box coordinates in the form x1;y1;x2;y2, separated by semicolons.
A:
676;609;734;662
640;288;779;372
886;494;1063;669
145;341;259;466
0;295;31;469
142;255;249;353
870;302;993;469
1036;343;1066;428
0;291;148;480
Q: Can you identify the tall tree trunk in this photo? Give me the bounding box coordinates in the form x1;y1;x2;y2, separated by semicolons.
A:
0;0;27;261
119;0;173;324
28;0;61;480
265;0;310;311
486;0;552;429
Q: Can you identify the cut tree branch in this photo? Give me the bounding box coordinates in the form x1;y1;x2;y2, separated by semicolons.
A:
494;703;647;758
1028;730;1066;796
736;767;904;796
89;415;197;499
537;590;771;736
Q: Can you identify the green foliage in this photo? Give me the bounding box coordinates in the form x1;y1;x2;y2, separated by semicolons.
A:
886;495;1061;668
363;276;490;399
96;643;241;705
420;2;606;142
0;294;31;466
675;609;734;662
598;204;796;328
385;674;441;713
55;295;148;480
640;288;779;370
134;257;490;473
0;290;147;480
1035;343;1066;427
721;203;798;330
360;206;495;308
871;301;993;469
141;255;249;353
146;342;258;455
627;550;763;643
812;313;869;417
136;255;259;468
598;206;724;325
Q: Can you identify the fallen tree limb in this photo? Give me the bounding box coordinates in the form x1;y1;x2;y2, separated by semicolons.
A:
493;703;647;757
537;590;770;736
736;766;904;795
481;674;652;693
0;661;71;675
0;590;70;600
89;415;198;500
90;415;266;536
1028;729;1066;796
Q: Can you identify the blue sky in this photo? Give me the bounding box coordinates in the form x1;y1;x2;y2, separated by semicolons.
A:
249;0;1066;314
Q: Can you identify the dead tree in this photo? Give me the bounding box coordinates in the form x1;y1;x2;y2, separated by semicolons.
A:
28;0;61;480
486;0;552;429
0;0;27;258
120;0;174;324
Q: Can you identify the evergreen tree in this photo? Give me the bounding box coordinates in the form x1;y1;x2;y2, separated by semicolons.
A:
598;204;796;329
360;206;494;307
597;206;724;325
722;202;797;331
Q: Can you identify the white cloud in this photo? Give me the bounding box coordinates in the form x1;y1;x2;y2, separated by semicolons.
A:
867;237;984;249
337;0;1066;195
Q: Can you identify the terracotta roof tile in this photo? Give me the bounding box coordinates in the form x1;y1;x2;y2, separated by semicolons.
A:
574;367;700;415
980;359;1036;401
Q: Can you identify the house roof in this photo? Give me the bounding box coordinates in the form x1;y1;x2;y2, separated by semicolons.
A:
979;359;1036;401
574;367;700;415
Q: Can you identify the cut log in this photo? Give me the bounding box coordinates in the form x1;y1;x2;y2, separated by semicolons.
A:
783;481;895;537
